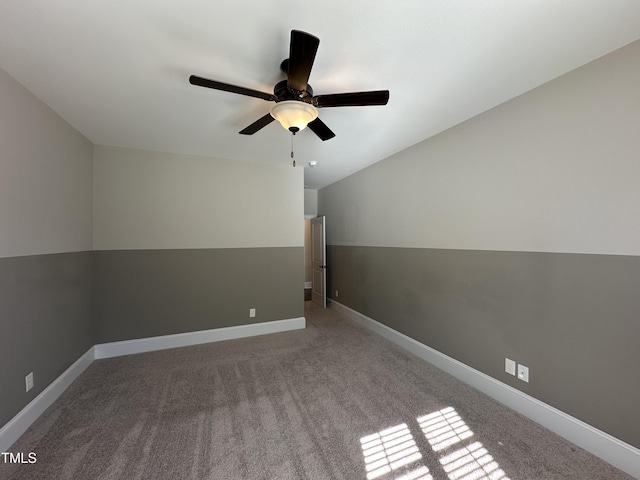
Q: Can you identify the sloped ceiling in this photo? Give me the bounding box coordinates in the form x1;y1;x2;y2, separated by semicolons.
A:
1;1;639;189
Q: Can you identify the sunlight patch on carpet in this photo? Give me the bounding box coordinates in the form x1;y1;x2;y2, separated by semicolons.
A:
360;423;429;480
417;407;510;480
360;407;510;480
417;407;473;452
439;441;509;480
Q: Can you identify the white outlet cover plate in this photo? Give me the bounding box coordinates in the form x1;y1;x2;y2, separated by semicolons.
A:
505;358;516;376
249;308;256;318
25;372;34;392
518;364;530;382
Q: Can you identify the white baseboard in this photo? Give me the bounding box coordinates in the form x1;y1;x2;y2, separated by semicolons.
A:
1;317;305;452
94;317;306;359
0;347;95;453
330;301;640;479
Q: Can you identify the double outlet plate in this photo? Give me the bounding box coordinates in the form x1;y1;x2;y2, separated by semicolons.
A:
505;358;529;382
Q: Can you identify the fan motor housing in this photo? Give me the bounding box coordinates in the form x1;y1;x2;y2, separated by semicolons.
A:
274;79;314;103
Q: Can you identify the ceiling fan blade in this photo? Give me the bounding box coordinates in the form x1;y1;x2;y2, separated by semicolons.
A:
287;30;320;94
307;117;336;141
239;113;276;135
189;75;276;102
313;90;390;108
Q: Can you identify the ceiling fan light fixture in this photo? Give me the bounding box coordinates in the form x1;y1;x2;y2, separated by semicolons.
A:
270;100;318;132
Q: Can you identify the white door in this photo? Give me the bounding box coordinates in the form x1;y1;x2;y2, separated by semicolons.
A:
311;216;326;307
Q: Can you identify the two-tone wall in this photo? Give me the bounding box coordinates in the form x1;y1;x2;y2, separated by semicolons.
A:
0;68;94;428
1;69;305;433
319;40;640;449
92;146;304;343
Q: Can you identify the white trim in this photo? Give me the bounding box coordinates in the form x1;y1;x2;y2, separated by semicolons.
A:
94;317;306;359
0;347;95;453
330;300;640;479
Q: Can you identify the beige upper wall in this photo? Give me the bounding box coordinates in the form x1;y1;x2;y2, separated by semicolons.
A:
319;40;640;256
93;146;304;250
0;68;93;259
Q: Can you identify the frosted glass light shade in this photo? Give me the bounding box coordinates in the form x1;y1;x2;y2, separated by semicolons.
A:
270;101;318;131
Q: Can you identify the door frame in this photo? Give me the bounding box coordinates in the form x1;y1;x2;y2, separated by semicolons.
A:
311;216;326;307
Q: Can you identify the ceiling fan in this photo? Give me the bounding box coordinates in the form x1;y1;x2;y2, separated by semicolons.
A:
189;30;390;141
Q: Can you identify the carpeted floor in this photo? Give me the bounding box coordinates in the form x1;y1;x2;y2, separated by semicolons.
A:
0;302;632;479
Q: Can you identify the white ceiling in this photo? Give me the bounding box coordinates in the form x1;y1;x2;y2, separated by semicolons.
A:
1;1;639;189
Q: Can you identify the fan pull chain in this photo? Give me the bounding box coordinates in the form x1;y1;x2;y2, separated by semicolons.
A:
291;130;296;167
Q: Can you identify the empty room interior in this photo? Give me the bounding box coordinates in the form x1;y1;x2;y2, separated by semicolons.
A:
1;2;639;479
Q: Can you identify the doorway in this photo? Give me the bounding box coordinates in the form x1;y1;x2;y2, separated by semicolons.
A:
303;216;326;307
304;218;312;301
311;216;326;307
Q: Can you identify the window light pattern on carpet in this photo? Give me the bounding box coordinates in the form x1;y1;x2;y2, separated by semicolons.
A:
360;423;430;480
361;407;509;480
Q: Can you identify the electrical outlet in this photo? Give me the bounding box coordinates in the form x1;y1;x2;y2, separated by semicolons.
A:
335;290;339;297
25;372;34;392
517;364;529;383
249;308;256;318
505;358;516;376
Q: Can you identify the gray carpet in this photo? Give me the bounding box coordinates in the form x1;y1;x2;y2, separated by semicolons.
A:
0;302;632;479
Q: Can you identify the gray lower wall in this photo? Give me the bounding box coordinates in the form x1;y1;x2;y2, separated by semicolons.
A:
327;245;640;449
0;252;93;428
0;247;303;431
93;247;304;343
